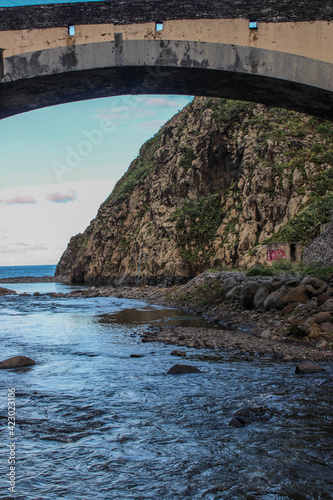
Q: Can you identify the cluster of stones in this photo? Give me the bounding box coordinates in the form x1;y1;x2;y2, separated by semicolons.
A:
224;272;333;339
167;270;333;348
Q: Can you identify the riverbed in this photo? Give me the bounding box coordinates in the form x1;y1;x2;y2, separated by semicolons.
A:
0;284;332;499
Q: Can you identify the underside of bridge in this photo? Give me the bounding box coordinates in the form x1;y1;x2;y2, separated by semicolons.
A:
1;64;333;121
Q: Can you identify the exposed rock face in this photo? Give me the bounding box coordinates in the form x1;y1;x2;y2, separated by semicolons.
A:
302;215;333;267
0;356;36;369
167;364;200;375
56;98;333;285
295;363;325;374
229;407;272;428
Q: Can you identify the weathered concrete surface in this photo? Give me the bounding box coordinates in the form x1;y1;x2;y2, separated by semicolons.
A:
0;1;332;120
0;0;333;31
1;39;332;120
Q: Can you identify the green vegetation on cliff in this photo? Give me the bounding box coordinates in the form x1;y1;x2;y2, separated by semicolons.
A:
172;194;224;263
56;97;333;284
102;129;164;205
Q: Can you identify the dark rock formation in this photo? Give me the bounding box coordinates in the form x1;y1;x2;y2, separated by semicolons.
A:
295;363;325;374
167;364;200;374
170;350;187;356
229;407;271;427
0;356;36;369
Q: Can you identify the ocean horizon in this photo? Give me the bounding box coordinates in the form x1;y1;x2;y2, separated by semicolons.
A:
0;264;56;280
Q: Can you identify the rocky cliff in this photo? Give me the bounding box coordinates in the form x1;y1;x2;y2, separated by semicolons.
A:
55;97;333;285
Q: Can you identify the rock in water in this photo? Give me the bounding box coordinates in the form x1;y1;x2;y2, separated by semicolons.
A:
0;356;36;369
295;363;325;374
229;407;271;427
167;364;200;375
170;350;187;357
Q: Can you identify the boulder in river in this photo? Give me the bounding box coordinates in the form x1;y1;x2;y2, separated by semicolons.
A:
0;355;36;369
229;407;271;427
295;363;325;374
170;350;187;357
167;364;200;375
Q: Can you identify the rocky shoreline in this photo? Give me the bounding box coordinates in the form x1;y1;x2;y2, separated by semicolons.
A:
1;270;333;363
0;276;56;284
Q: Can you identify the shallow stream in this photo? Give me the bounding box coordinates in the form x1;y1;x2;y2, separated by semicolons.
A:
0;284;332;499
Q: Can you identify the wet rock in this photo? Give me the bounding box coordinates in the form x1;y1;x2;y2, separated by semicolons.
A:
320;323;333;333
0;355;36;369
253;283;273;310
229;407;271;427
320;299;333;312
301;276;325;289
240;282;260;309
317;293;332;307
314;312;333;324
284;285;310;304
261;329;272;339
305;285;317;297
316;339;328;348
170;350;187;357
314;283;329;296
130;354;144;358
272;279;282;289
286;279;301;287
297;322;312;336
223;277;238;293
225;285;242;301
281;302;299;315
0;286;17;296
295;363;325;374
33;291;41;297
298;300;316;313
167;364;200;375
263;290;288;311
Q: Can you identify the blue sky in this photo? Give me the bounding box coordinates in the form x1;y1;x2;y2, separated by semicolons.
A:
0;1;193;265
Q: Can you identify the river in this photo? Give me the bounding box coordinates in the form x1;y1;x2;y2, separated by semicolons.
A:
0;277;332;499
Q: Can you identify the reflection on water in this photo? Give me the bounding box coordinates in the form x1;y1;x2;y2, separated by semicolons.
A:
0;292;332;499
98;307;229;330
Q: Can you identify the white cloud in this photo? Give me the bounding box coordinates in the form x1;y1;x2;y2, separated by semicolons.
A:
0;195;37;205
0;179;116;266
46;190;77;203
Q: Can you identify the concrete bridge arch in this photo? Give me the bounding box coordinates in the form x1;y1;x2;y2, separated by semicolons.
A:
0;0;332;120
